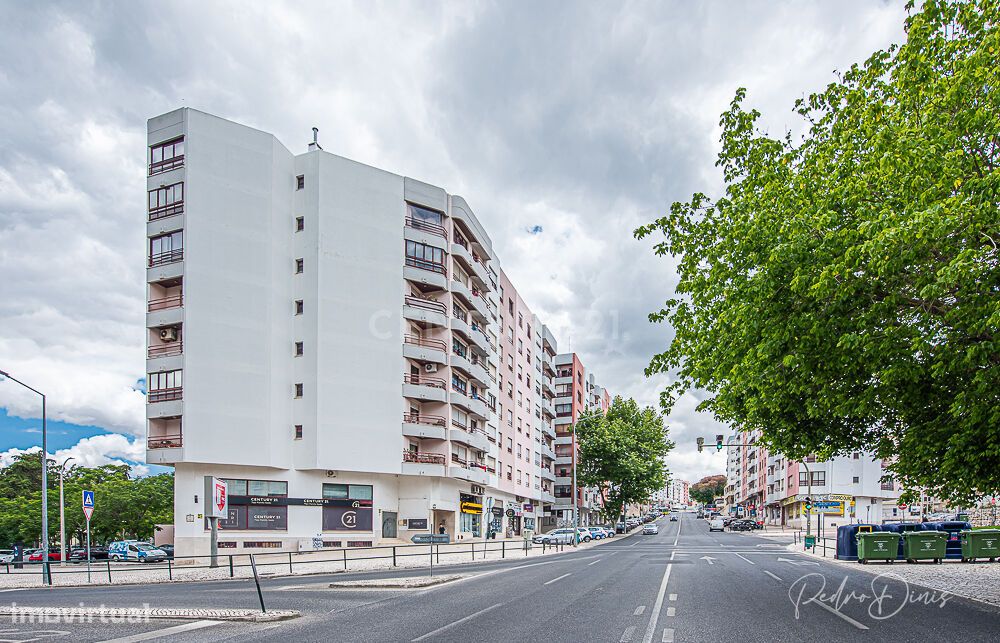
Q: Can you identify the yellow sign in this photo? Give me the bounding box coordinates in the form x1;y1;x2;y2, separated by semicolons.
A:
460;502;482;514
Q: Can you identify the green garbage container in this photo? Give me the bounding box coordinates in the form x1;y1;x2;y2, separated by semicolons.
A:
902;531;947;564
856;532;901;564
960;529;1000;562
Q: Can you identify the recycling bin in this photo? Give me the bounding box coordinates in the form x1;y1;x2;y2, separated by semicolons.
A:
902;530;947;563
856;531;901;564
960;529;1000;562
883;523;921;558
835;524;879;561
923;521;973;559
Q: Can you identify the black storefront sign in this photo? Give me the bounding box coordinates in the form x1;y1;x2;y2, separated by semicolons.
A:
229;495;373;508
491;507;504;518
323;506;373;531
247;506;288;530
408;518;429;530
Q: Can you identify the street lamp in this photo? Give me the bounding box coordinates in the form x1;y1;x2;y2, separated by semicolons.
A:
58;457;75;566
0;370;49;583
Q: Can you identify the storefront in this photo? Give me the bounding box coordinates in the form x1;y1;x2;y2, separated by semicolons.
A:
459;493;483;538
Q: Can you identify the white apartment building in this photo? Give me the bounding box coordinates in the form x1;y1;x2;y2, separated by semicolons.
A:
144;108;575;556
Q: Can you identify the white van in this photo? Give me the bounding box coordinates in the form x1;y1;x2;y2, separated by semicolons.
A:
708;518;725;532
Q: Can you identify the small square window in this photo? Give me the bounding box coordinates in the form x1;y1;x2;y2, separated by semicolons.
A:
295;300;304;315
295;216;304;232
853;476;860;483
294;383;303;398
294;425;303;439
296;175;304;190
295;341;304;356
295;258;304;274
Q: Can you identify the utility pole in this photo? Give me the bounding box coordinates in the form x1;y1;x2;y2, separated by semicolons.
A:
802;460;812;538
571;423;578;546
58;457;75;566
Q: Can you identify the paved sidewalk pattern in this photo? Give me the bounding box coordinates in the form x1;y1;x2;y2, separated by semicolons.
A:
0;605;298;622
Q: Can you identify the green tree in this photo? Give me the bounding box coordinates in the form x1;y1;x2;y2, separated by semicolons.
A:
576;396;675;521
689;475;726;506
635;0;1000;505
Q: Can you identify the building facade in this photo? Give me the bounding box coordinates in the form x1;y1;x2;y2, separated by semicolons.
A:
144;108;608;555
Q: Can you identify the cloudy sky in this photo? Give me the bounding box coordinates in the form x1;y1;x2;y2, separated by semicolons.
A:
0;0;907;482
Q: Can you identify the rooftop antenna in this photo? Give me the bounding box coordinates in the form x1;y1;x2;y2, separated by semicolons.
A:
309;127;322;151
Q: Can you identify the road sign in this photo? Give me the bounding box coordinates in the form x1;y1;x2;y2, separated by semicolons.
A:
82;490;95;520
204;477;228;519
898;503;908;510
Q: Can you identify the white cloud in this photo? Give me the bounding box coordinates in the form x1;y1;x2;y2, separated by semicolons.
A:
0;0;909;480
0;433;148;477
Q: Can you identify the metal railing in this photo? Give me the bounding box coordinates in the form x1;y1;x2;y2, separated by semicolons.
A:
403;374;446;389
147;434;182;449
148;202;184;221
148;387;182;403
403;334;447;352
148;342;182;359
404;295;446;315
149;249;184;267
403;413;446;427
148;294;182;311
405;215;447;239
403;451;446;465
405;256;447;275
149;155;184;176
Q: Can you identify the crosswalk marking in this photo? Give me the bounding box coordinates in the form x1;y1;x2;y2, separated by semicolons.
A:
662;627;674;642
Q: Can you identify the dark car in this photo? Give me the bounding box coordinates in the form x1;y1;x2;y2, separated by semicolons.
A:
159;544;174;558
69;546;109;562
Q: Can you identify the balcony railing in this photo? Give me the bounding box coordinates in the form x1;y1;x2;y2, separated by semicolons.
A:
148;294;183;312
148;434;182;449
450;454;468;467
881;481;895;491
403;451;446;465
405;256;447;275
148;342;183;359
406;215;447;239
403;374;446;389
403;413;446;427
405;295;447;315
148;387;182;403
403;334;447;352
452;419;468;430
149;202;184;221
149;155;184;176
149;249;184;267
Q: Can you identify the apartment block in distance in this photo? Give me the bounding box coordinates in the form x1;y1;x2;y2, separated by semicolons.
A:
143;108;597;555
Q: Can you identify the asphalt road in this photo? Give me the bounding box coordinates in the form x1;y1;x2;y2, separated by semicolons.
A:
3;513;999;642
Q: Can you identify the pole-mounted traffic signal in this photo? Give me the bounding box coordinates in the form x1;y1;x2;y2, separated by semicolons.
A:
696;437;704;453
716;435;724;451
804;497;812;512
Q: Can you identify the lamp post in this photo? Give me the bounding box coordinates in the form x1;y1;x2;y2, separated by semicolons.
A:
58;457;75;567
0;370;49;583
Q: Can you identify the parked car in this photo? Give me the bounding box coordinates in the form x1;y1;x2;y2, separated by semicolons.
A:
159;544;175;558
0;550;14;564
536;529;576;545
708;518;725;532
68;546;109;562
107;541;168;563
643;523;659;535
669;515;678;522
28;550;61;562
615;522;627;534
586;527;606;540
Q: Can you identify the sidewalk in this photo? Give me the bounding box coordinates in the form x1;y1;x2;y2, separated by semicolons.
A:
0;533;622;590
791;541;1000;608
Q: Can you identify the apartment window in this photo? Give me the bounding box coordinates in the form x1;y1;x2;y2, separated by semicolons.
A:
406;204;446;237
798;471;826;486
295;300;304;315
295;383;304;398
517;340;523;354
506;465;513;481
295;216;304;231
853;476;860;483
147;369;182;402
295;258;304;274
296;175;305;190
517;469;522;485
517;444;522;458
149;137;184;175
294;425;303;439
295;342;304;356
215;478;288;531
149;231;183;266
507;438;513;453
853;453;860;460
507;410;513;426
148;182;184;220
405;240;446;274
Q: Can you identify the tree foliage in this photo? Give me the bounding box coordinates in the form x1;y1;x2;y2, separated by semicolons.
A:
576;396;675;521
0;452;173;547
635;0;1000;505
689;474;726;506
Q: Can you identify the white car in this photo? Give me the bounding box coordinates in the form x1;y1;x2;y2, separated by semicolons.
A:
0;550;13;564
642;524;659;535
708;518;725;532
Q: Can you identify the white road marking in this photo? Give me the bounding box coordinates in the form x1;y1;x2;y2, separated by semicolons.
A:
620;625;637;642
588;558;602;566
805;597;870;630
662;627;675;642
411;602;505;641
668;593;677;601
641;552;674;643
543;572;572;586
97;620;221;643
699;556;716;565
734;553;755;565
673;521;681;547
763;570;783;582
634;605;646;616
666;607;676;617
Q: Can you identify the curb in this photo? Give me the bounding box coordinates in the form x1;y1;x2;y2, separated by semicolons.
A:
328;573;469;589
0;606;299;623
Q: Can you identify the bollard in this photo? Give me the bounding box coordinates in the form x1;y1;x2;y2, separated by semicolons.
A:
167;558;172;581
229;555;234;578
393;546;397;567
106;560;112;583
249;554;266;614
343;548;348;571
502;541;505;559
289;552;294;574
471;542;475;561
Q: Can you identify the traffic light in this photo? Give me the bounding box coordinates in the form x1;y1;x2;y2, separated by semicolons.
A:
696;437;704;453
804;497;812;512
715;435;724;451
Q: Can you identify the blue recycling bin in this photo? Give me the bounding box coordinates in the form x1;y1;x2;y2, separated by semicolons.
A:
921;521;972;560
836;524;881;561
881;523;921;559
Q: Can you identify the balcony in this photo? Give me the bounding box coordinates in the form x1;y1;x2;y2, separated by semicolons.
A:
541;468;556;482
406;215;447;240
542;444;557;460
404;295;448;328
402;413;447;440
449;455;490;485
449;424;492;452
541;398;555;418
403;374;447;403
149;249;183;267
148;294;183;312
541;490;556;504
402;450;446;477
148;341;183;360
403;334;448;365
148;434;182;449
404;257;448;291
450;387;489;419
148;387;182;403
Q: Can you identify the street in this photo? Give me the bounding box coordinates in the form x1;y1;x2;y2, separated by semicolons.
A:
3;513;999;642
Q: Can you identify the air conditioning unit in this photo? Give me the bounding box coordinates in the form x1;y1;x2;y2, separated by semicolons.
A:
159;327;178;342
424;363;439;373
